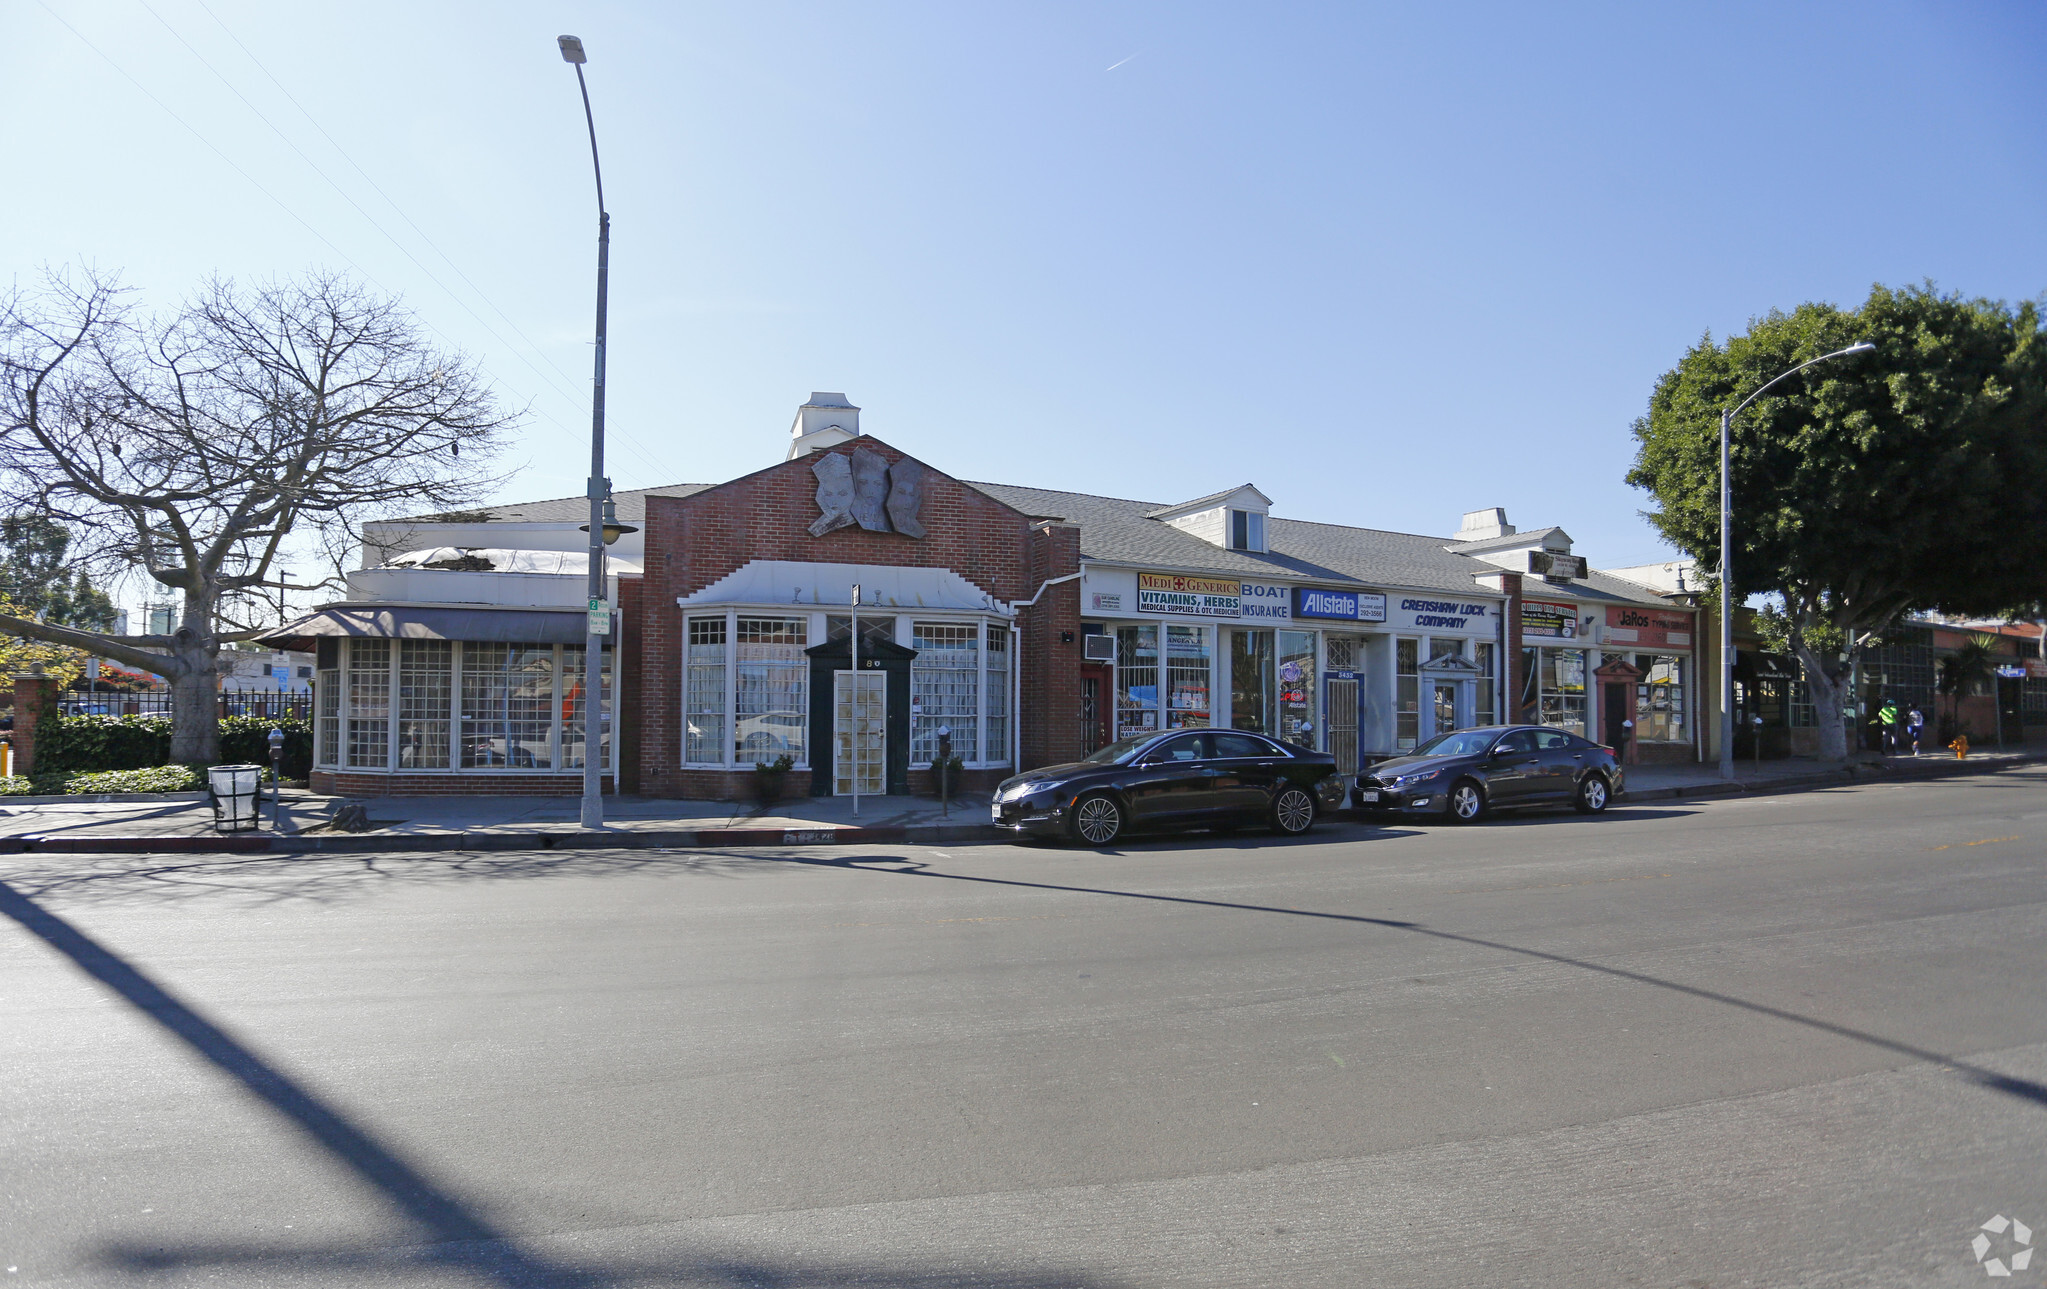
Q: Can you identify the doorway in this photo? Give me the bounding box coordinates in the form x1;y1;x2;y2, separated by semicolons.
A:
1327;676;1359;773
833;671;885;796
1079;662;1112;758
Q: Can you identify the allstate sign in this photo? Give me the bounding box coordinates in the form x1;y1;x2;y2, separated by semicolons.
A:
1294;587;1388;622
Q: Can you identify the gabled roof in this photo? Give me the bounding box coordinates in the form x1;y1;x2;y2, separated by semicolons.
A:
1444;526;1569;554
1145;484;1272;520
967;482;1500;597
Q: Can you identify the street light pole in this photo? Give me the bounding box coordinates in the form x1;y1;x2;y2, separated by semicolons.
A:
1716;342;1875;781
560;34;609;829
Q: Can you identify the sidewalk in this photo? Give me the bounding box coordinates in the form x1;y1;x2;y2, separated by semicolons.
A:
0;749;2038;855
0;787;1007;854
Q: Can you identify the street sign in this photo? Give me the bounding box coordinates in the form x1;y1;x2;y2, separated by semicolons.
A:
587;597;611;635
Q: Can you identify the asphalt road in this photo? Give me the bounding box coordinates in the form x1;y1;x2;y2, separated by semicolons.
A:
4;768;2045;1288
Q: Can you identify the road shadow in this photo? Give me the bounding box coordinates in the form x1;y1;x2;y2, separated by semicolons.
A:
0;878;1123;1289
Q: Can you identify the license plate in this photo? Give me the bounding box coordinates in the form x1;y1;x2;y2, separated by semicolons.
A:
991;803;1003;821
1358;790;1380;802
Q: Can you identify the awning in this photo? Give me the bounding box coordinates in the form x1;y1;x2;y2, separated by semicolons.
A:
255;605;600;653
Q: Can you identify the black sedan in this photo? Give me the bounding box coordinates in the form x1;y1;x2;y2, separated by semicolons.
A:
1352;724;1623;823
992;729;1347;846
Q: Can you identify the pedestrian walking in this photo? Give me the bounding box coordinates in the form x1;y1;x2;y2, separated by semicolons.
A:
1906;703;1926;756
1877;696;1901;754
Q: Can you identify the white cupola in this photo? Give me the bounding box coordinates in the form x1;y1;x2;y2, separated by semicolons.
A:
785;392;862;460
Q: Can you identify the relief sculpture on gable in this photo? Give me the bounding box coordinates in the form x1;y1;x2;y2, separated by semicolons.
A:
807;447;927;539
849;447;892;532
807;452;857;536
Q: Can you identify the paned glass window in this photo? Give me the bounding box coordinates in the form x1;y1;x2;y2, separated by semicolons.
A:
461;644;555;769
1474;643;1497;727
1117;624;1162;739
735;616;808;765
912;622;979;763
1278;629;1316;746
346;640;391;768
1230;628;1274;735
396;640;452;769
984;628;1011;762
1395;638;1420;750
1325;636;1356;671
685;617;728;764
1533;647;1587;736
317;668;340;766
559;644;615;770
1632;653;1687;742
1165;625;1211;729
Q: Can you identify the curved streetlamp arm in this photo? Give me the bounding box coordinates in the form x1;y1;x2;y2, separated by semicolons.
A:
1726;343;1874;421
572;65;606;217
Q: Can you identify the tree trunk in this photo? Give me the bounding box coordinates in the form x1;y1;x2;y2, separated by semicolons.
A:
1790;638;1850;762
167;591;221;766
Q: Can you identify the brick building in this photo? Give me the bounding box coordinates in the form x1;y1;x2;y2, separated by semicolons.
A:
269;394;1699;799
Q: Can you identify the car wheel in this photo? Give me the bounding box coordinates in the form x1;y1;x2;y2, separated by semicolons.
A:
1575;774;1610;814
1070;793;1124;846
1270;787;1317;836
1447;779;1488;824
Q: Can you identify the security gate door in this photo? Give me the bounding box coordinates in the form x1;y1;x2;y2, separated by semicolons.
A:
833;670;885;796
1327;677;1359;774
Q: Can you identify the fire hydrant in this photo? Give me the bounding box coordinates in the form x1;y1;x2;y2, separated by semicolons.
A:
1949;734;1970;759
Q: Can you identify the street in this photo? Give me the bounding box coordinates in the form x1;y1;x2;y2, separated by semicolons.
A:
4;768;2045;1288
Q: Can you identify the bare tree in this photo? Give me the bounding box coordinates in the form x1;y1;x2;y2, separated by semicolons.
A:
0;267;514;764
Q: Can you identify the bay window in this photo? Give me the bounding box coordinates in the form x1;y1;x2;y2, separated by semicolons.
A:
912;621;979;763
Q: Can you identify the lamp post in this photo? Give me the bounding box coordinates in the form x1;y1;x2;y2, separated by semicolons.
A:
1716;342;1875;780
559;34;611;829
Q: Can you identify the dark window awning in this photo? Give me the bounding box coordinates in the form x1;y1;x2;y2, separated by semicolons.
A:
255;605;602;653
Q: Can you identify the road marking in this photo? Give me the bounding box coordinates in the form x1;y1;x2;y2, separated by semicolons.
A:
1449;873;1674;896
1930;836;2021;851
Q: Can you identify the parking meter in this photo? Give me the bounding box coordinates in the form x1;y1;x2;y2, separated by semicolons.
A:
267;727;285;827
936;727;953;808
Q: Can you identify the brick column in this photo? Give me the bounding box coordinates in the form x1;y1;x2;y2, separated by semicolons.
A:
11;668;61;777
1500;573;1525;722
1020;521;1082;770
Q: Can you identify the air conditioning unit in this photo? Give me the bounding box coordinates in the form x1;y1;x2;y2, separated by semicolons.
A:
1082;634;1116;662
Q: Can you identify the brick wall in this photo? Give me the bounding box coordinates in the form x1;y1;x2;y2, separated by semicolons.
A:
311;770;614;797
1019;521;1082;770
632;437;1067;798
1501;573;1524;722
10;672;59;777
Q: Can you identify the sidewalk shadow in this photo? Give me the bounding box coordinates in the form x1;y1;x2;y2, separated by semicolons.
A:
1;879;1122;1289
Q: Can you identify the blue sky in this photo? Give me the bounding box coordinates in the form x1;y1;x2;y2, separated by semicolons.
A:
9;1;2044;578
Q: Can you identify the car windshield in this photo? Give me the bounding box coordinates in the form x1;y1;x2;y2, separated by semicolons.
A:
1409;729;1501;757
1077;733;1159;765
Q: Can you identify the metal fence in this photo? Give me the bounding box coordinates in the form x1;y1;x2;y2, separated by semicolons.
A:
55;688;313;721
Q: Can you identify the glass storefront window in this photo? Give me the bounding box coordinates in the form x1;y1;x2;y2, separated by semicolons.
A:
984;628;1010;761
1474;642;1496;727
461;644;555;769
1395;638;1420;749
1166;625;1211;729
686;617;728;764
735;617;808;765
1230;628;1274;734
1117;624;1161;738
1278;629;1316;746
397;640;452;769
912;621;979;763
1525;646;1586;736
1633;653;1686;742
346;639;391;767
559;644;614;770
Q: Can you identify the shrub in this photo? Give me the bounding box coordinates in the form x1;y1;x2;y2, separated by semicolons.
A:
0;764;205;795
31;713;311;777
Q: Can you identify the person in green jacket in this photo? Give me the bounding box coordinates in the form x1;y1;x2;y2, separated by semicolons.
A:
1877;697;1901;754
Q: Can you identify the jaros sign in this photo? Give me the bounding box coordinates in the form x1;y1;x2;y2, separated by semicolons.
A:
1138;573;1241;618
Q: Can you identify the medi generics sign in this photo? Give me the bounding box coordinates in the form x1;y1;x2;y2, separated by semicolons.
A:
1137;572;1241;618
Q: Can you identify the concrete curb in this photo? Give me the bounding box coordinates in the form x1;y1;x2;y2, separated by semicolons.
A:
0;790;212;806
1621;751;2045;803
2;754;2036;855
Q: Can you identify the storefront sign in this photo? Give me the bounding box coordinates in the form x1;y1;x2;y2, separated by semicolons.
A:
1391;597;1493;633
2027;659;2047;680
1293;587;1389;623
1240;582;1292;620
1090;592;1123;612
1997;664;2027;679
1605;605;1693;649
1521;599;1579;639
1137;572;1241;618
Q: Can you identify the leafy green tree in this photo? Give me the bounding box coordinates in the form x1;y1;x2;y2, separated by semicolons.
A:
0;515;116;629
1627;283;2047;760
